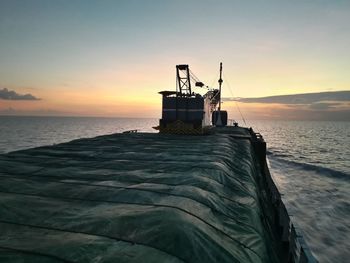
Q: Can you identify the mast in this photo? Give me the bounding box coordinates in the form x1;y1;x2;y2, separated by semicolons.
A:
215;62;223;126
218;62;223;111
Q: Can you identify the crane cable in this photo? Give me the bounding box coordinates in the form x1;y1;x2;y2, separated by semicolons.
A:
222;72;248;126
189;69;232;114
181;66;248;126
209;72;219;90
189;69;201;83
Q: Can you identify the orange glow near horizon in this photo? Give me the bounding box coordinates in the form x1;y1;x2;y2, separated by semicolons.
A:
1;52;349;119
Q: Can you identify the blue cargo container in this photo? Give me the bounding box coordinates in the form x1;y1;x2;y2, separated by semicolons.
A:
161;96;204;123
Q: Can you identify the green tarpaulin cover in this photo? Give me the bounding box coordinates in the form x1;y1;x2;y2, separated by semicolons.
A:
0;128;279;262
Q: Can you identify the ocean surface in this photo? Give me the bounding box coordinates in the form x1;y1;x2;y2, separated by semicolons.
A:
0;116;349;263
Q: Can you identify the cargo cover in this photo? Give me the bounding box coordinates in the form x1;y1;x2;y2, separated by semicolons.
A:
0;127;280;263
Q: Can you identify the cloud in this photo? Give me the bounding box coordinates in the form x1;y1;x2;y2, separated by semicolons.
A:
222;91;350;104
0;88;41;100
222;90;350;121
308;102;340;110
0;107;69;116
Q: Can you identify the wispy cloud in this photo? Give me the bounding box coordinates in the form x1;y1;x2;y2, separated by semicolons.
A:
0;107;69;116
222;91;350;104
222;91;350;121
308;102;341;110
0;88;41;100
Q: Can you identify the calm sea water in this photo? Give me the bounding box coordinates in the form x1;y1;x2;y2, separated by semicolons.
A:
0;116;349;263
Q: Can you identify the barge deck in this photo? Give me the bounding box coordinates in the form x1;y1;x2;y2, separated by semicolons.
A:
0;127;316;263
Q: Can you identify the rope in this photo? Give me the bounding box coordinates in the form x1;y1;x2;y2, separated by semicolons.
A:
223;72;248;126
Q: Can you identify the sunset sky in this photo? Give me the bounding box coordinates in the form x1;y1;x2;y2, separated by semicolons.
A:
0;0;349;120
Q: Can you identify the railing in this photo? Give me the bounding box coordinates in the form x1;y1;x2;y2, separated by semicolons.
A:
122;129;138;133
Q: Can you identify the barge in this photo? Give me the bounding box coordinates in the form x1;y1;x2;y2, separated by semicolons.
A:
0;64;317;262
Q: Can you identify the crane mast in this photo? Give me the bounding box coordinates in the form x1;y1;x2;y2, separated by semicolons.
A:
176;65;191;95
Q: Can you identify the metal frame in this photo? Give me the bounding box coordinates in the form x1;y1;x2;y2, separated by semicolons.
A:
176;64;192;95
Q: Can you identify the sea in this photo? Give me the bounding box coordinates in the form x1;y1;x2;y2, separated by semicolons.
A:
0;116;349;263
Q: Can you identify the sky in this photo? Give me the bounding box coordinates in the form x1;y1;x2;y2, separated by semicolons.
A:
0;0;349;120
